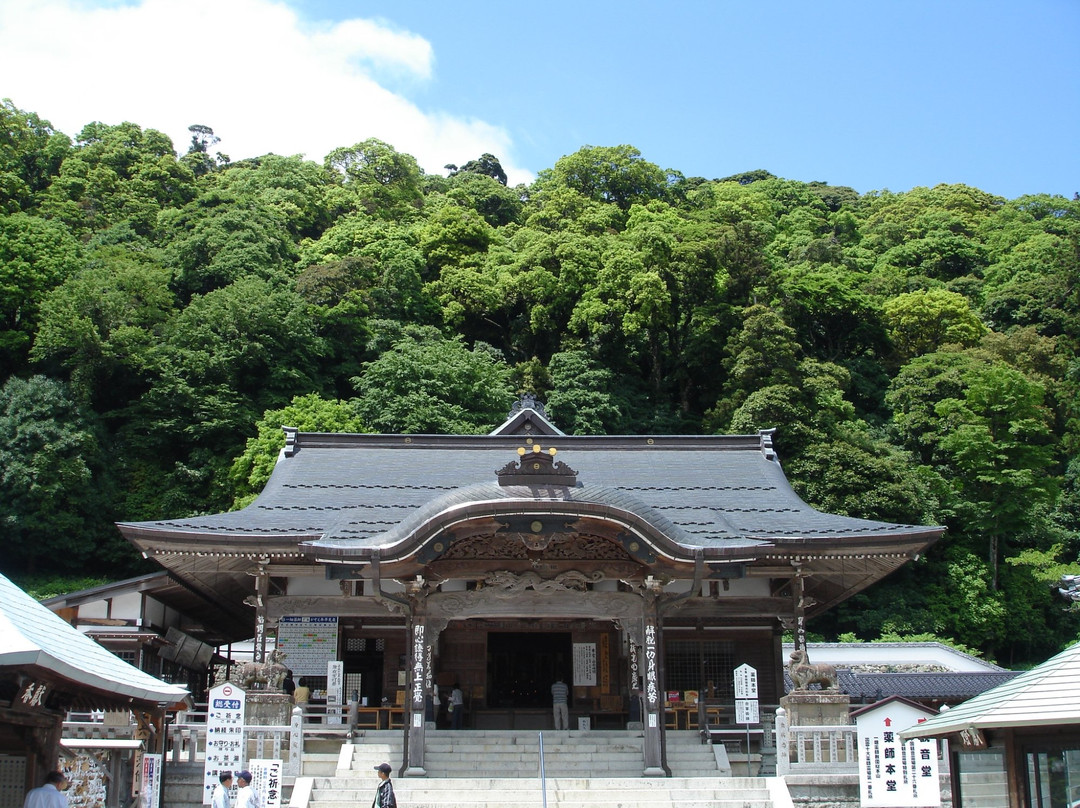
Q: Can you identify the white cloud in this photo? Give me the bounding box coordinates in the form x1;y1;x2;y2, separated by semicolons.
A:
0;0;532;184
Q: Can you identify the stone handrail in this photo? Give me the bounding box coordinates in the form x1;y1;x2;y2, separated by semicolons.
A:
774;707;858;775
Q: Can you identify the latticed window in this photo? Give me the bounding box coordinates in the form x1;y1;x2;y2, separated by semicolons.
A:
664;639;736;699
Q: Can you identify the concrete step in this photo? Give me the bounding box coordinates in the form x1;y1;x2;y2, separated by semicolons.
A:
308;776;775;808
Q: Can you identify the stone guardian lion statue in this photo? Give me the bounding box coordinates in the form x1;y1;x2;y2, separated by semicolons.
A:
788;649;839;692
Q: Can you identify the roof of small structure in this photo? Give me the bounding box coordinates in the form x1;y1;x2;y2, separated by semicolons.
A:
837;671;1020;703
782;641;1008;673
0;572;190;710
898;641;1080;738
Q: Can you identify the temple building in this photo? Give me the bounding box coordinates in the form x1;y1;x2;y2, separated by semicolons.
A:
116;399;943;775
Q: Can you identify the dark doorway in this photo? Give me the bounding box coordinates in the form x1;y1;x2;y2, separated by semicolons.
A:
342;646;384;707
486;632;571;708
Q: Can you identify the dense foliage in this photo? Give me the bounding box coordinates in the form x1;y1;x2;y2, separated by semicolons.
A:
2;101;1078;665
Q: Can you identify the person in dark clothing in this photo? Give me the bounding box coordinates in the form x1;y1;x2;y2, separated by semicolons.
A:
372;763;396;808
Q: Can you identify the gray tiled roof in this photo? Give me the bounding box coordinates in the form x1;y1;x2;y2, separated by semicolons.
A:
899;641;1080;737
837;671;1020;702
0;572;189;707
122;433;940;551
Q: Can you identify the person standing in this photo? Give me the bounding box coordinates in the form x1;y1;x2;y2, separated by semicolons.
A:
372;763;396;808
233;770;257;808
551;676;569;730
293;677;311;705
282;670;296;701
449;683;464;729
23;771;68;808
211;771;233;808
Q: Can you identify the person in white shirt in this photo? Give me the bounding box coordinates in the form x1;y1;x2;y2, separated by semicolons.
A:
233;770;258;808
211;771;232;808
449;683;464;729
23;771;68;808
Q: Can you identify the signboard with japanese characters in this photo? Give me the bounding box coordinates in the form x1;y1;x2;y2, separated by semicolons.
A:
734;664;759;699
735;697;760;724
140;754;161;808
276;616;339;676
573;643;597;687
734;663;759;724
250;759;283;808
203;683;246;805
854;697;941;807
326;661;344;725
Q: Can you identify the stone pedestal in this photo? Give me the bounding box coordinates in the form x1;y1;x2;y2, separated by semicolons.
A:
779;692;851;726
246;693;292;726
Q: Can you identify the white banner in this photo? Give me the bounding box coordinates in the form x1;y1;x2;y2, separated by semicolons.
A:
573;643;597;686
203;683;246;805
249;759;283;808
140;754;161;808
326;661;344;725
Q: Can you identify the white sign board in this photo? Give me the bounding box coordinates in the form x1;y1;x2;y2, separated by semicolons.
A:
249;759;284;808
734;664;759;699
276;616;339;676
734;663;759;725
735;698;760;724
203;683;246;804
140;754;161;808
573;643;597;686
326;661;344;725
855;699;941;807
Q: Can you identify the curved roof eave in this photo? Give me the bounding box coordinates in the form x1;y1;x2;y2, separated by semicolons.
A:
300;482;770;564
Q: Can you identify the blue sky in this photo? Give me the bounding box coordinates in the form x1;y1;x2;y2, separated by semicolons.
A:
1;0;1077;199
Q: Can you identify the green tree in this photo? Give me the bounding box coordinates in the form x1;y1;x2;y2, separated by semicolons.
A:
0;375;116;575
228;393;366;508
352;327;514;433
538;145;670;210
788;431;940;526
934;362;1057;590
30;247;175;408
159;191;298;301
0;212;82;373
325;138;424;219
544;350;626;435
0;99;71;212
134;277;328;513
882;288;986;361
40;121;196;237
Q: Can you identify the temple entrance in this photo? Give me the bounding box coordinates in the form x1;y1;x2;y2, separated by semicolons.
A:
486;632;572;709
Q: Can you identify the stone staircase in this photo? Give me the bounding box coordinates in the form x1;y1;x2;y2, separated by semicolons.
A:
162;731;793;808
301;731;789;808
343;729;722;779
308;775;779;808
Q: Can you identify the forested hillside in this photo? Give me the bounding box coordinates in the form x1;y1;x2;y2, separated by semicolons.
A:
2;100;1077;666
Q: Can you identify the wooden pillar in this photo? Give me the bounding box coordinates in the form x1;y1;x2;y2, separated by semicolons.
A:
792;566;808;653
252;560;270;663
641;585;665;776
405;582;442;777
